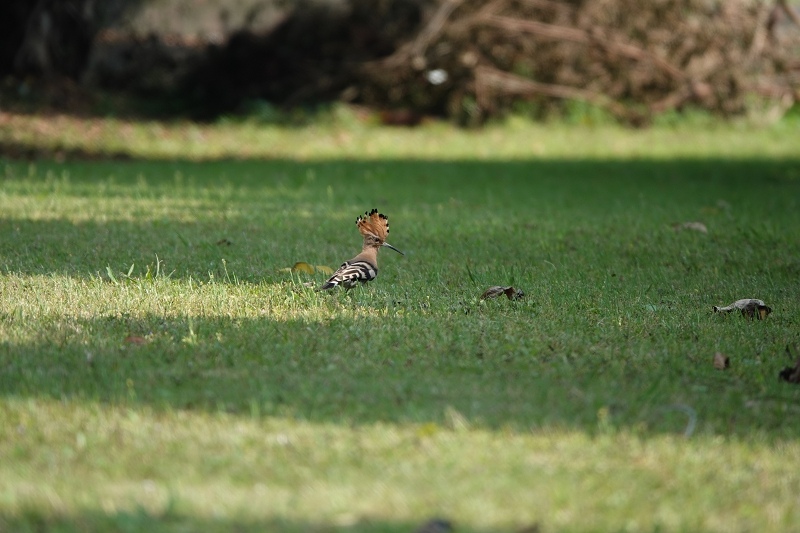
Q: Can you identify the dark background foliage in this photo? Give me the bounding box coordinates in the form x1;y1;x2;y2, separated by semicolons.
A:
1;0;798;124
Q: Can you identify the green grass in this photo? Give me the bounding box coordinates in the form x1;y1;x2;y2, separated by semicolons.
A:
1;117;800;532
2;108;800;160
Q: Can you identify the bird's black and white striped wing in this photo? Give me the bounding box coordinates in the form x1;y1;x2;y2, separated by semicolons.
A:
320;260;377;290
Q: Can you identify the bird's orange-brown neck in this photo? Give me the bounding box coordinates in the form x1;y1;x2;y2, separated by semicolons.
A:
353;240;380;266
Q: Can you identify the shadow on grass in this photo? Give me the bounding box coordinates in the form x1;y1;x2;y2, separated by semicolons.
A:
1;510;469;533
1;155;799;281
2;309;796;439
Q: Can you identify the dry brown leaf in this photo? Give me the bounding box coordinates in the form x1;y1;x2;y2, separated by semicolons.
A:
505;287;525;300
713;298;772;319
713;352;730;370
481;286;507;299
779;357;800;384
124;335;147;345
481;286;525;300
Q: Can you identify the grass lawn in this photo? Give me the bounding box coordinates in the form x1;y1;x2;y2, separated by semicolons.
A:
1;113;800;532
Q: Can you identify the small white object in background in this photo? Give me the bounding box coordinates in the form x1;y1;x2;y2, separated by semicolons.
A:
426;69;448;85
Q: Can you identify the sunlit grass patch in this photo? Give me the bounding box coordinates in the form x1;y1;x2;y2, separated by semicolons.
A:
2;398;800;532
2;110;800;161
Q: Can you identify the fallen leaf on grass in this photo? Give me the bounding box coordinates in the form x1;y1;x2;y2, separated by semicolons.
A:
279;261;333;275
278;262;334;275
480;285;525;300
124;335;147;345
414;518;454;533
290;261;315;274
672;221;708;233
415;422;439;438
779;357;800;383
314;265;334;275
713;352;730;370
713;298;772;319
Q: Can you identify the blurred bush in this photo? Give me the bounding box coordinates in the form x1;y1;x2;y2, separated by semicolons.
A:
3;0;798;124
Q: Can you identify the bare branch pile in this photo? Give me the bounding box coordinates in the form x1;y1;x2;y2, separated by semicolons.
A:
358;0;800;124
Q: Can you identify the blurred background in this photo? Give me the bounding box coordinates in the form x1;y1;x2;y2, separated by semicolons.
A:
1;0;799;126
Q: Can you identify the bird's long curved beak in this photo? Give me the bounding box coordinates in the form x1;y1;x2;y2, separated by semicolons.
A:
382;242;404;255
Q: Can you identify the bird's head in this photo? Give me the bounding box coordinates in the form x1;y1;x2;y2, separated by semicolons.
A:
357;208;404;255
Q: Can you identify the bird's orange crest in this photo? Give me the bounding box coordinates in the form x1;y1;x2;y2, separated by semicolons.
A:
356;208;390;242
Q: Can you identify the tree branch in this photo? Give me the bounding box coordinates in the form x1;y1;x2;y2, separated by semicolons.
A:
474;65;629;118
480;14;686;82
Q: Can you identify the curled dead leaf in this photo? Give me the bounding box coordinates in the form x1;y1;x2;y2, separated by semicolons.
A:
672;221;708;233
505;287;525;300
124;335;147;345
713;352;730;370
481;286;525;300
481;286;506;299
779;357;800;384
713;298;772;319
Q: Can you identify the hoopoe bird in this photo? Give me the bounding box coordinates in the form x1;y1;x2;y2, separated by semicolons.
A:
320;208;404;290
